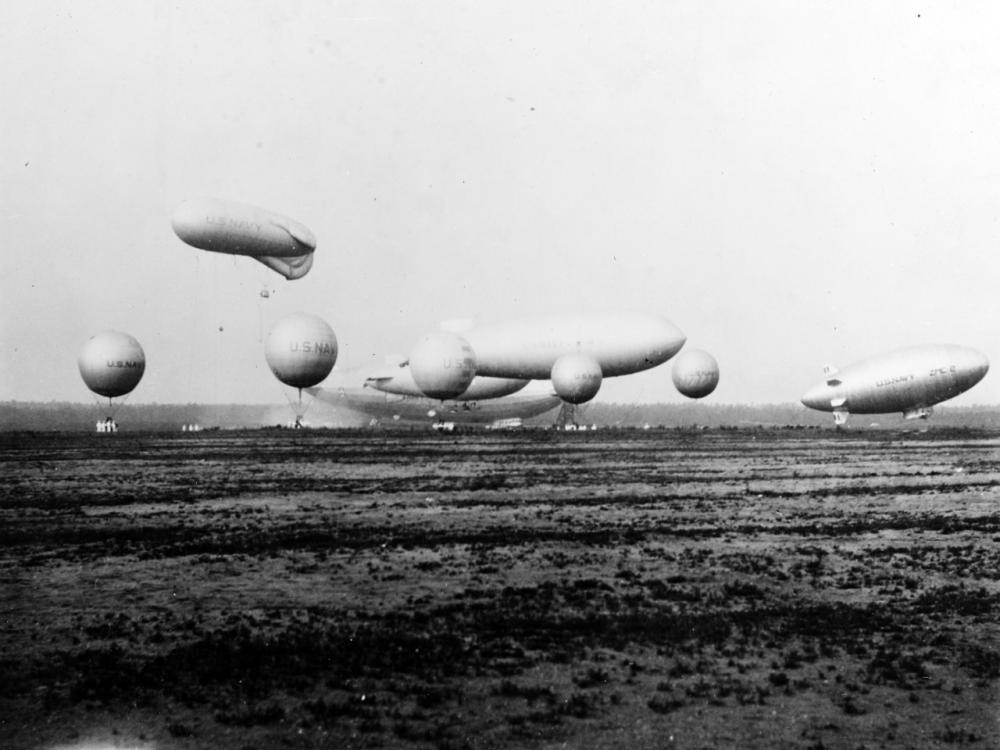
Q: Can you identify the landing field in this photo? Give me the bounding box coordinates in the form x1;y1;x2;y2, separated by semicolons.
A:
2;429;999;749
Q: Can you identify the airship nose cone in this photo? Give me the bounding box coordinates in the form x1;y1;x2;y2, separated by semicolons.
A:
961;349;990;392
652;319;686;360
800;383;828;410
972;350;990;380
667;330;687;358
170;199;205;244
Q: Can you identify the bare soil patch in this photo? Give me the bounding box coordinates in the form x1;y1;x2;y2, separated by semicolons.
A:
1;428;999;749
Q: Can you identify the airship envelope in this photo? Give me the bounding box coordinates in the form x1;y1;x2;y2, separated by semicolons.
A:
404;312;686;405
800;344;989;424
171;197;316;280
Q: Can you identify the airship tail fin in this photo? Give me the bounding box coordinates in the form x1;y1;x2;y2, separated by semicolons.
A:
269;215;318;250
255;252;314;280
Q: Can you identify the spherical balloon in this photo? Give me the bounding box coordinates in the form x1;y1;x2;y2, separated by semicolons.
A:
409;332;476;400
551;353;603;404
265;313;338;388
672;349;720;399
78;331;146;398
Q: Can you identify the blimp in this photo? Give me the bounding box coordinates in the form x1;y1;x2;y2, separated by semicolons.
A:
401;312;687;405
308;380;562;429
171;197;316;280
365;357;530;401
801;344;989;425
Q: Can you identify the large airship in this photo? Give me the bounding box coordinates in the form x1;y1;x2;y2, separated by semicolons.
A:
171;197;316;280
800;344;989;425
405;312;687;404
365;359;530;401
307;380;562;428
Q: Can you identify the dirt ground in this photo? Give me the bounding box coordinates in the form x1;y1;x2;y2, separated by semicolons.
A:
1;427;999;749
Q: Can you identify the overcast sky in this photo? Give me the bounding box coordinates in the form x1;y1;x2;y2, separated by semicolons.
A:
3;1;1000;406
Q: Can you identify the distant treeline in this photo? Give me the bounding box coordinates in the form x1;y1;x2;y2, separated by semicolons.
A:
5;400;1000;432
0;402;291;433
573;402;1000;429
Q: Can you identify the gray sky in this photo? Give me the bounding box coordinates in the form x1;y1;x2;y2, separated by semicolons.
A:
4;1;1000;406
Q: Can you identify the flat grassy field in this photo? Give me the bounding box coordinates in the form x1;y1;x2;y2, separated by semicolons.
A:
1;428;999;749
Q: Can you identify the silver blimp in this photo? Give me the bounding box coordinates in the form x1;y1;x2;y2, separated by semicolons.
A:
307;380;561;428
406;312;687;405
365;360;529;401
171;197;316;280
801;344;989;425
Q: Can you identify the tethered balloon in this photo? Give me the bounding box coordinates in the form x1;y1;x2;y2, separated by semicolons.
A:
78;331;146;431
265;313;337;427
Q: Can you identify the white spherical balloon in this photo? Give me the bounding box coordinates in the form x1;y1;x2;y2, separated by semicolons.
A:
551;353;603;404
409;332;476;400
78;331;146;398
672;349;720;399
265;313;338;388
